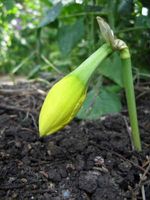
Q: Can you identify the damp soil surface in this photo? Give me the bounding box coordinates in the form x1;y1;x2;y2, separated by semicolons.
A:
0;81;150;200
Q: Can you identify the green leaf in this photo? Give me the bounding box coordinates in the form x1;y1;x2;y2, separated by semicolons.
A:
135;16;150;28
58;18;84;55
98;53;123;87
61;3;83;17
77;88;122;120
39;2;62;28
118;0;133;15
3;0;15;10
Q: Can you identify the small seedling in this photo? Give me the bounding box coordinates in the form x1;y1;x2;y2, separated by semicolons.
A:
39;17;141;152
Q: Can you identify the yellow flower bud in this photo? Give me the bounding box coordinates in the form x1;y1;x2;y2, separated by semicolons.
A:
39;43;113;137
39;74;87;137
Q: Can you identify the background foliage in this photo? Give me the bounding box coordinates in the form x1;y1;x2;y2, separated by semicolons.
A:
0;0;150;119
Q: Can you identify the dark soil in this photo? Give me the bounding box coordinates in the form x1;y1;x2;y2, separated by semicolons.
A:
0;81;150;200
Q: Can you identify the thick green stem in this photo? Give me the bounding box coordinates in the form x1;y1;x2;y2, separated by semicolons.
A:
72;43;113;85
120;48;142;151
96;16;141;151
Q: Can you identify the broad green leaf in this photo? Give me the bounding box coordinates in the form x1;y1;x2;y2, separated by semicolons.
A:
3;0;15;10
58;18;84;55
77;88;122;120
105;84;122;93
61;3;83;17
98;53;123;87
39;2;62;28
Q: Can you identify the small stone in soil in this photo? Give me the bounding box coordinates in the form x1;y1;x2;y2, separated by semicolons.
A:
78;171;98;193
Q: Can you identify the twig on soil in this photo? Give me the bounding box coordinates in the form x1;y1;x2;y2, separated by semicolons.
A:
112;152;150;176
20;127;37;134
142;156;150;168
129;156;150;200
128;185;138;200
139;156;150;186
93;166;109;173
29;113;38;130
122;116;134;151
136;90;150;100
135;86;150;91
140;175;146;200
0;88;46;96
138;157;150;200
0;104;37;115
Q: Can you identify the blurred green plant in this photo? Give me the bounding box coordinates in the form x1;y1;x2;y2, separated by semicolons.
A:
0;0;150;122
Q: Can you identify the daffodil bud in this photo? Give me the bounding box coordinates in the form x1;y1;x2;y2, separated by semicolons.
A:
39;43;112;137
39;75;87;136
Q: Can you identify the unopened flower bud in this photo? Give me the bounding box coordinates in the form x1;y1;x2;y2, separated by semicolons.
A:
39;43;112;137
39;74;87;136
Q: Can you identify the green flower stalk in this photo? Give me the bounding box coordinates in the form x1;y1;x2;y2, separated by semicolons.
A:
97;17;142;151
120;48;142;151
39;43;112;137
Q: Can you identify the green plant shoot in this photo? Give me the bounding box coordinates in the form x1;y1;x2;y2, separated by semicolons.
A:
39;17;142;152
